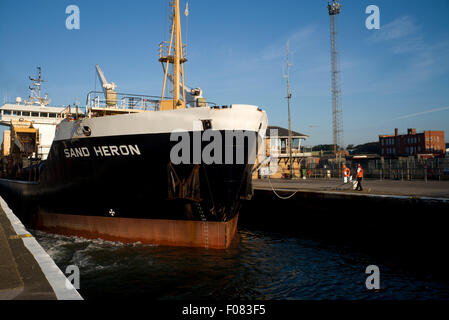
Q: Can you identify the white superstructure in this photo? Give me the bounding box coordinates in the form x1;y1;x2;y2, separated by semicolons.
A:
0;67;68;159
0;103;67;159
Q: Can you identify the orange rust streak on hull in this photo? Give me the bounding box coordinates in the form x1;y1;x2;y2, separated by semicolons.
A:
35;211;239;249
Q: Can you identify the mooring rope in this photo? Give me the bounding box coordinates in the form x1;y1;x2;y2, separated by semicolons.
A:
267;176;298;200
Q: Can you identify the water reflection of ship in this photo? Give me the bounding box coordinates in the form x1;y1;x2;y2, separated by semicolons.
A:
0;0;268;249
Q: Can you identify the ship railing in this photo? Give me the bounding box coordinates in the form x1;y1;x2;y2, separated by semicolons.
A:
86;91;162;112
159;41;187;61
57;106;73;119
85;91;218;111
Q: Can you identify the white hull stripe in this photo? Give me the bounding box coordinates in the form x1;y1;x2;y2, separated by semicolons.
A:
55;105;268;141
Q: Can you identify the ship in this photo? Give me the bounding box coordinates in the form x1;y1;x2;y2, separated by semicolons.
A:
0;0;268;249
0;67;69;178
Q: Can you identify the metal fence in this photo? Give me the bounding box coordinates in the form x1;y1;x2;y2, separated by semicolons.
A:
299;157;449;181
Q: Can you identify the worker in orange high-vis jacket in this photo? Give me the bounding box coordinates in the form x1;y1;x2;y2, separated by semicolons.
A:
342;164;350;184
356;163;364;191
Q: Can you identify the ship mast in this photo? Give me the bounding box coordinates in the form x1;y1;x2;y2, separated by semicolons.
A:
27;67;50;106
159;0;187;110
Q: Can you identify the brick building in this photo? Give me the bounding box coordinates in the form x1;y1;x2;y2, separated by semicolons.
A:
379;128;445;158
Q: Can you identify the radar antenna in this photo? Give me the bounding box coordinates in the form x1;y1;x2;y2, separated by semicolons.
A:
27;67;50;106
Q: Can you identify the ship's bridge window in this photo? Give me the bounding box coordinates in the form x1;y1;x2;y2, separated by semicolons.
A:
40;112;48;118
22;111;30;116
3;110;12;115
31;112;39;117
49;113;57;118
13;110;21;116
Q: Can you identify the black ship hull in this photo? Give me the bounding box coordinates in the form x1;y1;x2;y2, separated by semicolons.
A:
1;130;256;223
0;104;267;247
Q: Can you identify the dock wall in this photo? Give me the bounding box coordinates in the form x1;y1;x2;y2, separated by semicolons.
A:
0;196;83;300
241;188;449;280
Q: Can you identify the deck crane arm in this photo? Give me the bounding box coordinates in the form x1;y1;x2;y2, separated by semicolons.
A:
95;64;117;106
167;74;204;107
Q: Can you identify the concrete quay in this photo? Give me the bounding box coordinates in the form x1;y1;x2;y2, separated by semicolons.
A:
253;178;449;200
0;197;82;300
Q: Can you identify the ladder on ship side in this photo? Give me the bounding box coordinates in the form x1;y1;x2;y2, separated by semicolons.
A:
195;203;208;249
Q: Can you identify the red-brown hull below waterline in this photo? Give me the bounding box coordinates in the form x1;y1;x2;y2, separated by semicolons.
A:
35;211;239;249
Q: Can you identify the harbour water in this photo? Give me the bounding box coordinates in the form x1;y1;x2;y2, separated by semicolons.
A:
33;226;449;300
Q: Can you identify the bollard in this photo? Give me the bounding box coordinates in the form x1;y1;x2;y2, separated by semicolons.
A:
407;159;410;181
437;158;440;181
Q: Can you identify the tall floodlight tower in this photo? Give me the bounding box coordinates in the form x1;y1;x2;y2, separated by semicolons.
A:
328;0;343;156
283;41;293;178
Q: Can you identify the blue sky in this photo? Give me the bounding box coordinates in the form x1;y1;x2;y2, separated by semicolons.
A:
0;0;448;146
